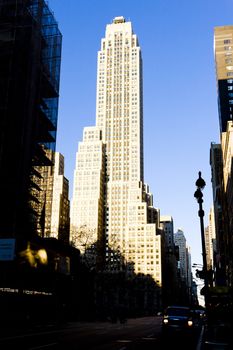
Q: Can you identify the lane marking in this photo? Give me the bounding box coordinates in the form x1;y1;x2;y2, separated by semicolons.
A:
116;339;132;343
205;341;228;346
29;343;57;349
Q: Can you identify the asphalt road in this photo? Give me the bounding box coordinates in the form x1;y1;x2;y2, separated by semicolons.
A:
0;316;202;350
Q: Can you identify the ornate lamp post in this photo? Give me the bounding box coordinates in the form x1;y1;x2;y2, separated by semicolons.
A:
194;171;209;309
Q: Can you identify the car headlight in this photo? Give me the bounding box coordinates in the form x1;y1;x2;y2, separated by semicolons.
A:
188;320;193;327
163;318;169;324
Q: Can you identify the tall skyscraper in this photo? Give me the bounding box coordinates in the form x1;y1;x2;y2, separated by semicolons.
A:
71;17;161;284
214;26;233;133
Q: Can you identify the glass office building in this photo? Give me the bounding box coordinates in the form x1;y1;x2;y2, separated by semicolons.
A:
0;0;62;242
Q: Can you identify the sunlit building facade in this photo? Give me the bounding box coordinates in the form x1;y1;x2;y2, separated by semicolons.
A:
71;127;105;257
71;17;161;284
50;152;70;243
205;207;216;271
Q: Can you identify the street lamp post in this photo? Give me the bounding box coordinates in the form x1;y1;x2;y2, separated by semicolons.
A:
194;171;209;309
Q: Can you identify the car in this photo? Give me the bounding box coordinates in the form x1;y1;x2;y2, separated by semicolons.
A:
190;308;207;327
162;305;194;334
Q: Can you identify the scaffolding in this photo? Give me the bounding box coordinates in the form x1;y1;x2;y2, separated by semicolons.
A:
0;0;62;237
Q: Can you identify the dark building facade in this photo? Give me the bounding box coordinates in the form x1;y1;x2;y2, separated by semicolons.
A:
214;26;233;133
0;1;72;324
210;142;228;286
0;0;62;244
213;26;233;292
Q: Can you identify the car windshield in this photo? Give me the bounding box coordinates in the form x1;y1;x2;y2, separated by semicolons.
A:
166;307;190;316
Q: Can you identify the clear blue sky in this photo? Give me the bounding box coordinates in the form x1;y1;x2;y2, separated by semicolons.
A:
48;0;232;268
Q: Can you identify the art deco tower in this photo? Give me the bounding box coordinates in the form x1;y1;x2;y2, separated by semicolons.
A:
71;17;161;284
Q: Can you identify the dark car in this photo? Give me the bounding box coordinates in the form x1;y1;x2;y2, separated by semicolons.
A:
162;305;194;334
190;308;207;328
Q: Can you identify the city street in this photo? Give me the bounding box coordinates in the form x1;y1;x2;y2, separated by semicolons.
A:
0;3;233;350
0;316;202;350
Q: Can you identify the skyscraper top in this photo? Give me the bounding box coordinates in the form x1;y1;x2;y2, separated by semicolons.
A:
105;17;134;42
113;16;125;24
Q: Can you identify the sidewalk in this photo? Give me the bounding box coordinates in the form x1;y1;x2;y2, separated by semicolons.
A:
200;321;232;349
0;319;60;339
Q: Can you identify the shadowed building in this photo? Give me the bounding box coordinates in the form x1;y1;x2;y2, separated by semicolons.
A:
0;1;74;324
0;0;62;244
213;26;233;287
214;26;233;133
160;216;179;305
174;229;192;304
